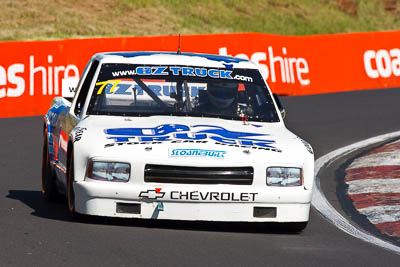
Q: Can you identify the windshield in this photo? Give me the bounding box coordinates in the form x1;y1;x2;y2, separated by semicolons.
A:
87;63;280;122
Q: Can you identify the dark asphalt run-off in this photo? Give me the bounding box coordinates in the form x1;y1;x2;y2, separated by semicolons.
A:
1;88;400;266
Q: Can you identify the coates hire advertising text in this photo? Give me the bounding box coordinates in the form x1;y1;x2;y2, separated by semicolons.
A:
1;31;400;118
0;55;79;98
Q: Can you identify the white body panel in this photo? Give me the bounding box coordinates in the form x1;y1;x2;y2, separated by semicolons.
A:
46;52;314;222
71;116;314;222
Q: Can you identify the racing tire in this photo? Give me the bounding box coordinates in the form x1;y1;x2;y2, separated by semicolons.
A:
67;152;86;221
283;222;308;233
67;152;77;216
41;135;59;201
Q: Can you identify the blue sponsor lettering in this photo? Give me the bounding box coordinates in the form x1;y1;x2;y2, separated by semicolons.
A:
153;66;168;75
108;84;201;97
182;67;195;76
136;67;152;75
170;67;181;75
195;68;207;77
163;85;175;96
148;85;162;96
208;69;219;78
134;85;144;95
105;124;277;150
105;83;115;94
191;86;205;97
105;83;132;95
109;65;253;81
220;70;233;79
170;149;226;158
114;84;132;95
110;65;242;81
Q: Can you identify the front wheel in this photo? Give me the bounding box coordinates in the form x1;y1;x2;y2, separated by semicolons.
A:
67;151;86;221
41;135;58;201
67;152;76;215
283;221;308;233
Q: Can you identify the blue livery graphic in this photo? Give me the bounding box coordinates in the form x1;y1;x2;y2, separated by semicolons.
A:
45;100;70;158
105;124;276;149
170;149;226;158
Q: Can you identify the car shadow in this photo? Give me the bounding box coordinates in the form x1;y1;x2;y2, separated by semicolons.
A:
7;190;73;221
7;189;304;235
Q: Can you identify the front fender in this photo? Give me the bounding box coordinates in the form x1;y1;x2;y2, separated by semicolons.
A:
69;126;89;183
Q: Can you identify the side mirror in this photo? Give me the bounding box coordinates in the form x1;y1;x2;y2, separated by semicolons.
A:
273;93;286;119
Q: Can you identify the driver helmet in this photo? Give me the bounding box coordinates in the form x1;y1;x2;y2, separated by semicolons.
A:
206;82;238;109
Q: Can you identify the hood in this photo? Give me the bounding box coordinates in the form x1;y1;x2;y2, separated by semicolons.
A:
74;115;310;166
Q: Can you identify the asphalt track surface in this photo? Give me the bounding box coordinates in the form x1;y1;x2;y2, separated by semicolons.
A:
1;88;400;266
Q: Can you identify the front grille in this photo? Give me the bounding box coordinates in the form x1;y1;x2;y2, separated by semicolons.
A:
144;164;254;185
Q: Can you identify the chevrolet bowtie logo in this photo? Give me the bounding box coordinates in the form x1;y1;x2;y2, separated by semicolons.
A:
139;188;165;199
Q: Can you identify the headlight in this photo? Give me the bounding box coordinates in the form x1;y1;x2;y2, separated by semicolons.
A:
86;161;130;182
266;167;302;186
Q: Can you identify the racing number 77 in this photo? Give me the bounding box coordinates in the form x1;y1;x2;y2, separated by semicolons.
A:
95;80;121;95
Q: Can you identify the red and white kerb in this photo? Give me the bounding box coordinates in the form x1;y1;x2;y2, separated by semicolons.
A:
345;140;400;238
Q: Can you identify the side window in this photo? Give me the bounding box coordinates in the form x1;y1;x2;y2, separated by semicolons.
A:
74;60;99;116
72;59;92;100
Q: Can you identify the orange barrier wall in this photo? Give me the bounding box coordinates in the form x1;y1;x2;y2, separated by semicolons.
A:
1;32;400;118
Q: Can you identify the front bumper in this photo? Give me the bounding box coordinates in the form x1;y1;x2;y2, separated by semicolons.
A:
73;181;312;222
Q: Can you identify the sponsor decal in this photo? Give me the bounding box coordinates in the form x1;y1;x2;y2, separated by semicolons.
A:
73;127;87;142
139;188;258;202
139;188;165;200
95;79;206;97
169;149;226;159
0;55;79;99
96;80;121;95
170;191;258;201
364;48;400;79
109;66;253;82
219;47;310;85
104;124;278;150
